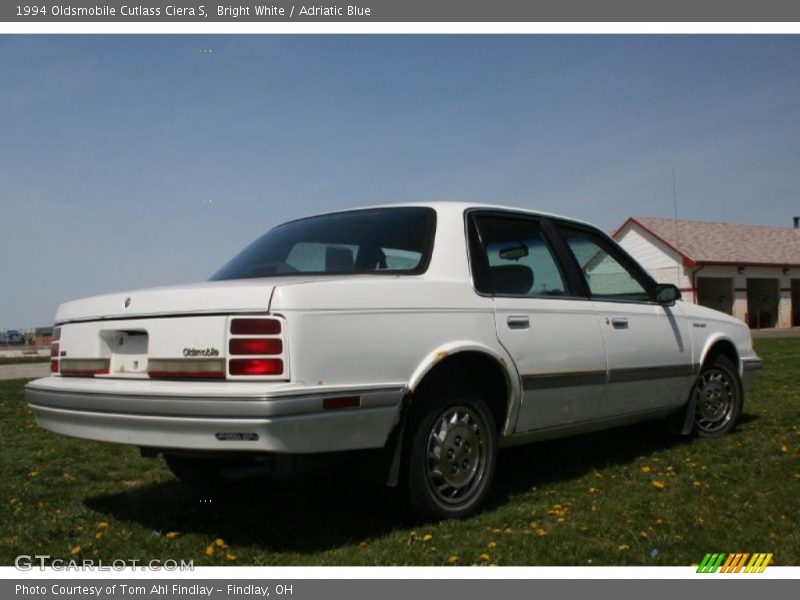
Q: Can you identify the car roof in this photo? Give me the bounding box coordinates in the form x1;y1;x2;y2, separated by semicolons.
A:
284;201;600;231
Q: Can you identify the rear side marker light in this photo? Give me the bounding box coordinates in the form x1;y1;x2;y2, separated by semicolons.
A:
230;318;281;335
50;360;59;374
229;338;283;355
229;358;283;376
323;396;361;410
60;359;110;377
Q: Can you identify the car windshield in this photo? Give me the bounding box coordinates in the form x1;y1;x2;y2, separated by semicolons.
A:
210;207;437;280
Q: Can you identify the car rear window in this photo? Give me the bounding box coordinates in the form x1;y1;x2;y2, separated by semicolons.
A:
210;207;437;280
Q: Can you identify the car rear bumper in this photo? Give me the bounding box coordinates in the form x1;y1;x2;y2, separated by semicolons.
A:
25;376;404;453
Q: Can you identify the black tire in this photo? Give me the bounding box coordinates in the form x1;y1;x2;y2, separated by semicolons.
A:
164;455;229;492
691;354;744;437
405;389;497;520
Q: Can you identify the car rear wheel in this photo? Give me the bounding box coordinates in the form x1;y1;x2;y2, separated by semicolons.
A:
692;355;743;437
406;390;497;519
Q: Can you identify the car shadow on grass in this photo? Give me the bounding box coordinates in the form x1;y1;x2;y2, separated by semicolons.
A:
85;414;758;554
86;465;418;554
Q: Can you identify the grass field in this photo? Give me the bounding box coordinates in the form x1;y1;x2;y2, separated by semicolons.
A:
1;338;798;567
0;356;49;365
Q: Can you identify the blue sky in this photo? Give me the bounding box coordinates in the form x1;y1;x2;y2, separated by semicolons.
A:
2;35;800;328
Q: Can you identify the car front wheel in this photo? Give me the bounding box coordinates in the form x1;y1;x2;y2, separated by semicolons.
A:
406;391;497;519
692;355;743;437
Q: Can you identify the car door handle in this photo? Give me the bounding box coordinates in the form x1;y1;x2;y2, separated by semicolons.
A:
507;315;530;330
610;317;629;329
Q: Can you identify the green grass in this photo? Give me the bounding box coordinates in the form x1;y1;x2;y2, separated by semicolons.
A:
0;356;49;365
1;338;798;566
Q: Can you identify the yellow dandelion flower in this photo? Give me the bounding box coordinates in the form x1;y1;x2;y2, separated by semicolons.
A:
447;555;459;565
639;531;649;539
28;471;39;477
618;544;630;552
487;541;497;549
529;521;540;529
535;529;548;537
214;538;225;547
479;553;491;561
165;532;179;540
692;481;702;487
640;465;651;473
204;545;214;556
589;487;599;494
504;528;513;534
70;545;81;555
226;553;236;561
656;518;664;525
780;444;789;454
359;541;369;547
422;534;433;542
410;531;417;537
95;532;103;540
651;480;665;490
96;522;108;529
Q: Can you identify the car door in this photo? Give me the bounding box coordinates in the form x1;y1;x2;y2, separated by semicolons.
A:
554;224;694;419
468;212;608;432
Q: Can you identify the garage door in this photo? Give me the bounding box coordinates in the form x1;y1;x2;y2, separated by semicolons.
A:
697;277;733;316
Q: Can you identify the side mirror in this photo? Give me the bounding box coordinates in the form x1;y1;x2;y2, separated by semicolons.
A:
655;283;681;305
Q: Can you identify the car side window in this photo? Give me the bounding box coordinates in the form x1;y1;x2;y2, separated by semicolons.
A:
558;227;652;302
471;215;568;297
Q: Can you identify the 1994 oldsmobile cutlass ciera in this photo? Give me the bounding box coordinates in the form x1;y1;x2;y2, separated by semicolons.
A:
26;203;762;518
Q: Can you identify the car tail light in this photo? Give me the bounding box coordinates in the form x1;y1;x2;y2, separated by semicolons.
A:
227;316;286;379
230;318;281;335
229;358;283;376
60;359;110;377
229;338;282;356
50;329;60;375
148;359;225;380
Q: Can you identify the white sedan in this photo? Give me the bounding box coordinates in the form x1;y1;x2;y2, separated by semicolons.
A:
26;203;762;518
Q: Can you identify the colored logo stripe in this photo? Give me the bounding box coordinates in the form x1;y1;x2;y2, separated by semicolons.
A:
697;553;772;573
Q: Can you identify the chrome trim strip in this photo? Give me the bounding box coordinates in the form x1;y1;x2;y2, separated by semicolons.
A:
523;370;606;390
608;364;696;384
522;364;697;389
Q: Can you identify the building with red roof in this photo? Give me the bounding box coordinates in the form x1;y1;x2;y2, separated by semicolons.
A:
613;216;800;329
